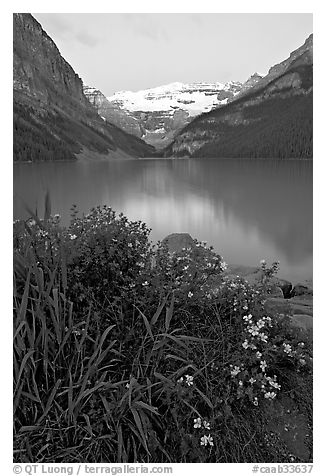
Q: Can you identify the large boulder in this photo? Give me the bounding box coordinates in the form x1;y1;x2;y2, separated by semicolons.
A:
162;233;196;253
291;280;313;298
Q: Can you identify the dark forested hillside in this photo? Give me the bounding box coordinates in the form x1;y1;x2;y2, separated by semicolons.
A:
196;92;312;159
13;13;154;162
166;36;313;159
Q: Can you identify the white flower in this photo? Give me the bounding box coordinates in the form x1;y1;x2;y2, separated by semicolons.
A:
200;434;214;446
177;377;184;384
70;234;77;240
248;326;259;336
183;265;189;271
230;365;241;377
253;397;259;406
260;360;267;372
142;281;149;286
249;377;256;384
242;340;250;349
203;420;210;429
185;374;194;386
220;261;228;271
238;380;243;387
243;314;253;322
256;351;262;359
128;242;133;248
283;343;292;354
264;391;276;399
259;333;268;343
188;291;194;298
193;418;201;429
260;259;266;266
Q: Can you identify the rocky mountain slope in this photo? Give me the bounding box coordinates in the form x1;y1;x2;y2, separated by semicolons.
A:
84;79;263;149
165;35;313;159
13;13;154;162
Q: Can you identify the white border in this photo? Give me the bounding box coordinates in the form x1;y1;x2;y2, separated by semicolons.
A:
3;2;324;473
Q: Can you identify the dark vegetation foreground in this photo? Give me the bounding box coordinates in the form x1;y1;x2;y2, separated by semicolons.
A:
13;205;312;463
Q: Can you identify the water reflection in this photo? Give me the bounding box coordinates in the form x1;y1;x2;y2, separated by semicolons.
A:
13;158;312;282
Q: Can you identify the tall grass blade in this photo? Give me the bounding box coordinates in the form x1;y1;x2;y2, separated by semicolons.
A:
36;379;62;425
150;295;168;326
165;292;175;332
44;190;51;223
136;307;154;340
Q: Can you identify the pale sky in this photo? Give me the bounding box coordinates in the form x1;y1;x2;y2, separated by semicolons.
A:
33;13;312;96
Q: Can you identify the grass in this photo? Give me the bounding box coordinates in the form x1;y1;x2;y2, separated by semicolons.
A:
13;205;313;463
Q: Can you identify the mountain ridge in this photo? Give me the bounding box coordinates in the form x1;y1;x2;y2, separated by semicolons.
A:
13;13;154;162
164;34;312;159
83;78;263;149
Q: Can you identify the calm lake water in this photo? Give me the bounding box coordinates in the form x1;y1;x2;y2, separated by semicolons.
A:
13;158;312;282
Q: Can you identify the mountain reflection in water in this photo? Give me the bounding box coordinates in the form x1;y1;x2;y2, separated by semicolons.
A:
14;158;312;282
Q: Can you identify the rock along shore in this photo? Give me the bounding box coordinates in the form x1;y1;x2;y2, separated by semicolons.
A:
162;233;313;331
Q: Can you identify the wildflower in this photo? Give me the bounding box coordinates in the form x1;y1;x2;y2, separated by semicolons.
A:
126;383;130;389
128;242;133;248
239;380;243;387
188;291;194;298
256;351;262;359
193;418;201;429
177;377;184;384
242;340;250;349
183;265;189;271
283;343;292;354
230;365;241;377
203;420;211;430
142;281;149;286
249;377;256;384
220;261;228;271
243;314;253;322
260;360;267;372
70;234;77;240
260;259;266;266
253;397;259;406
264;392;277;399
200;435;214;446
243;305;248;311
185;374;194;386
299;358;306;366
248;326;259;337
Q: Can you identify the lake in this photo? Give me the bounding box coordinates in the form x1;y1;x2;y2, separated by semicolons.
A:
13;158;312;283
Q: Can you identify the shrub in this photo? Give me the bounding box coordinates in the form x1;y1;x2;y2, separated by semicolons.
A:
13;206;312;463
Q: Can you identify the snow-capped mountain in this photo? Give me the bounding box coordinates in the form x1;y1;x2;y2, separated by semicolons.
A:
84;79;256;149
106;81;242;115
